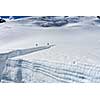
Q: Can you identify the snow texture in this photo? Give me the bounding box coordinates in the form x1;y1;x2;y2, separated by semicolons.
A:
0;16;100;83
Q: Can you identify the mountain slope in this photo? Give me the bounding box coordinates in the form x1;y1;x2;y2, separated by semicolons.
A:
1;16;100;82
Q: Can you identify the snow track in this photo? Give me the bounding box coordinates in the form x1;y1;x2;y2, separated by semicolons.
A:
2;59;100;83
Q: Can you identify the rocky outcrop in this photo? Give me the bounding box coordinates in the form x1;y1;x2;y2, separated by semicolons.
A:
0;18;6;23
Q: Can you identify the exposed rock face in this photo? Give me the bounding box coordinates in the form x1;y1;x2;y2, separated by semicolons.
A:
97;16;100;19
0;18;6;23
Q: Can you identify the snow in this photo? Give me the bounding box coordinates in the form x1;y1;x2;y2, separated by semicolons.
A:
1;16;100;82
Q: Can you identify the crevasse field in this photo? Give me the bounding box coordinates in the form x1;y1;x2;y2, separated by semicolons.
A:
1;16;100;83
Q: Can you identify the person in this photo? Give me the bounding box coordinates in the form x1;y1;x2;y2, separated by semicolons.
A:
0;44;55;82
35;43;38;46
47;43;49;45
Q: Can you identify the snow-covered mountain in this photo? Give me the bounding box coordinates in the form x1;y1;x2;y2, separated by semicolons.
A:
2;16;100;27
1;16;100;83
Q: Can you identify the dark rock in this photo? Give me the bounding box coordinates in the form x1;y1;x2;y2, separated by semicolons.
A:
0;18;6;23
54;20;68;26
97;16;100;19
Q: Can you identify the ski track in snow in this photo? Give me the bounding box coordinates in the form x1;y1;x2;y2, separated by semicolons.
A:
2;59;100;83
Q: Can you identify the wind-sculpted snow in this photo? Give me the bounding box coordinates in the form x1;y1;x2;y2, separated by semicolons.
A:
2;59;100;83
11;16;69;27
10;16;99;28
8;16;85;27
1;16;100;28
34;16;68;27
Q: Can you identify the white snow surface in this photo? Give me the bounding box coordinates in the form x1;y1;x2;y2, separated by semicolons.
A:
0;16;100;65
1;16;100;82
